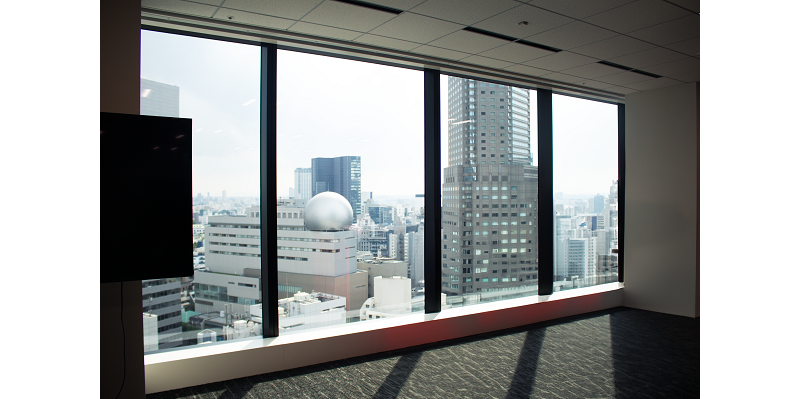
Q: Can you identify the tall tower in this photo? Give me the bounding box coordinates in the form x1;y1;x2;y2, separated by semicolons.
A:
294;167;312;200
442;77;538;297
311;156;362;223
140;78;179;118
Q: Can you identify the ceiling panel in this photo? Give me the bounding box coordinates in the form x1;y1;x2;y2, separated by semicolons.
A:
142;0;218;17
670;70;700;83
427;30;511;54
502;64;550;77
470;4;575;40
409;0;520;26
644;57;699;77
604;85;640;95
221;0;323;20
410;45;471;61
459;55;515;70
300;0;398;32
526;0;637;20
627;15;699;46
213;8;295;29
368;12;464;44
607;47;688;70
524;21;618;51
594;71;655;85
667;0;700;14
522;51;598;72
538;72;584;84
478;42;555;64
623;77;683;91
569;35;656;60
572;79;616;90
353;34;422;51
560;62;625;79
665;37;700;57
189;0;225;5
583;0;692;34
288;21;363;41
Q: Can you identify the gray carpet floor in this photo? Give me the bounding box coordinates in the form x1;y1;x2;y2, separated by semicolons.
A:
148;307;699;398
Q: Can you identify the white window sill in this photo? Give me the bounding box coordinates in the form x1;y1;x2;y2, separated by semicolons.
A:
145;282;623;394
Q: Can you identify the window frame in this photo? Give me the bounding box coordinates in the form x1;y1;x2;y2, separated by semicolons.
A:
140;24;625;347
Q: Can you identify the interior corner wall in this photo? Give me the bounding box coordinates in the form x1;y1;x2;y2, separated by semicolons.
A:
623;82;699;318
100;0;144;398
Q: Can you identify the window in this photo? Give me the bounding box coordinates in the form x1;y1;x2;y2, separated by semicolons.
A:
442;75;537;306
141;30;261;353
553;94;619;292
279;50;423;334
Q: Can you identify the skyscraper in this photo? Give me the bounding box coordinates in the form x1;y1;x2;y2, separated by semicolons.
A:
294;167;312;200
442;77;538;297
311;156;361;223
140;78;179;117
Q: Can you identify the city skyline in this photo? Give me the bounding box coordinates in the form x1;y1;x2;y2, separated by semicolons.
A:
143;30;617;199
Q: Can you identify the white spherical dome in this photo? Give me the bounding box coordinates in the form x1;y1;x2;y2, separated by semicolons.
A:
304;192;353;231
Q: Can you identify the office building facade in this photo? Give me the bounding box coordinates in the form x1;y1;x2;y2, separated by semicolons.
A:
311;156;361;223
294;167;312;200
140;78;179;117
442;77;538;298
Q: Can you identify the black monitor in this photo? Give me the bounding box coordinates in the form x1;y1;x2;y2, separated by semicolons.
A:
101;112;193;283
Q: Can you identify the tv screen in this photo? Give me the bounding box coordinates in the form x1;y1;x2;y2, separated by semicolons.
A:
101;112;193;283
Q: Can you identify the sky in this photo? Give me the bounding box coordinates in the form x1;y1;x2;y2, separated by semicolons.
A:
142;30;618;200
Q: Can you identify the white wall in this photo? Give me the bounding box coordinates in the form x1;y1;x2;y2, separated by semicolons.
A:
624;82;699;318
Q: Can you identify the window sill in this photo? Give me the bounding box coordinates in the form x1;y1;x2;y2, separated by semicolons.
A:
145;282;623;394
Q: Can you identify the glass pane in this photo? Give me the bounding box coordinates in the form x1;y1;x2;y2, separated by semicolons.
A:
140;30;261;353
552;94;619;292
440;76;538;308
274;50;424;335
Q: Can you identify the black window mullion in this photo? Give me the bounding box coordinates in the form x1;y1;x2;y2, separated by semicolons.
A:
424;69;442;313
537;89;554;296
617;104;626;283
260;43;278;337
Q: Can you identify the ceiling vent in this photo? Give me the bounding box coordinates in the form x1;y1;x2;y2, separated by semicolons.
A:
463;27;561;53
332;0;403;15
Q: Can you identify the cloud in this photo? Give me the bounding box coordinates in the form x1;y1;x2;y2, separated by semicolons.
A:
214;130;222;134
242;99;257;106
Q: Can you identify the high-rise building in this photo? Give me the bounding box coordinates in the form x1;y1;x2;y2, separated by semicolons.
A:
311;156;361;223
140;78;179;117
593;194;605;214
142;278;183;350
367;204;394;225
222;190;226;200
294;167;312;200
442;77;538;297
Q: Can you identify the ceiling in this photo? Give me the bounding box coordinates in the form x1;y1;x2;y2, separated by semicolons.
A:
140;0;699;98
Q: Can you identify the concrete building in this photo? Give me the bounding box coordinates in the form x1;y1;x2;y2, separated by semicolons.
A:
311;156;361;223
359;276;412;321
257;291;347;332
142;313;159;353
294;167;312;200
355;219;390;258
410;228;425;286
194;209;262;316
367;204;394;225
140;78;178;117
357;258;410;298
141;278;183;350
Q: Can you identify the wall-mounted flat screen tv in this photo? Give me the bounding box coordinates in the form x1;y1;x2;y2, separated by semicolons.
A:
101;112;192;283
